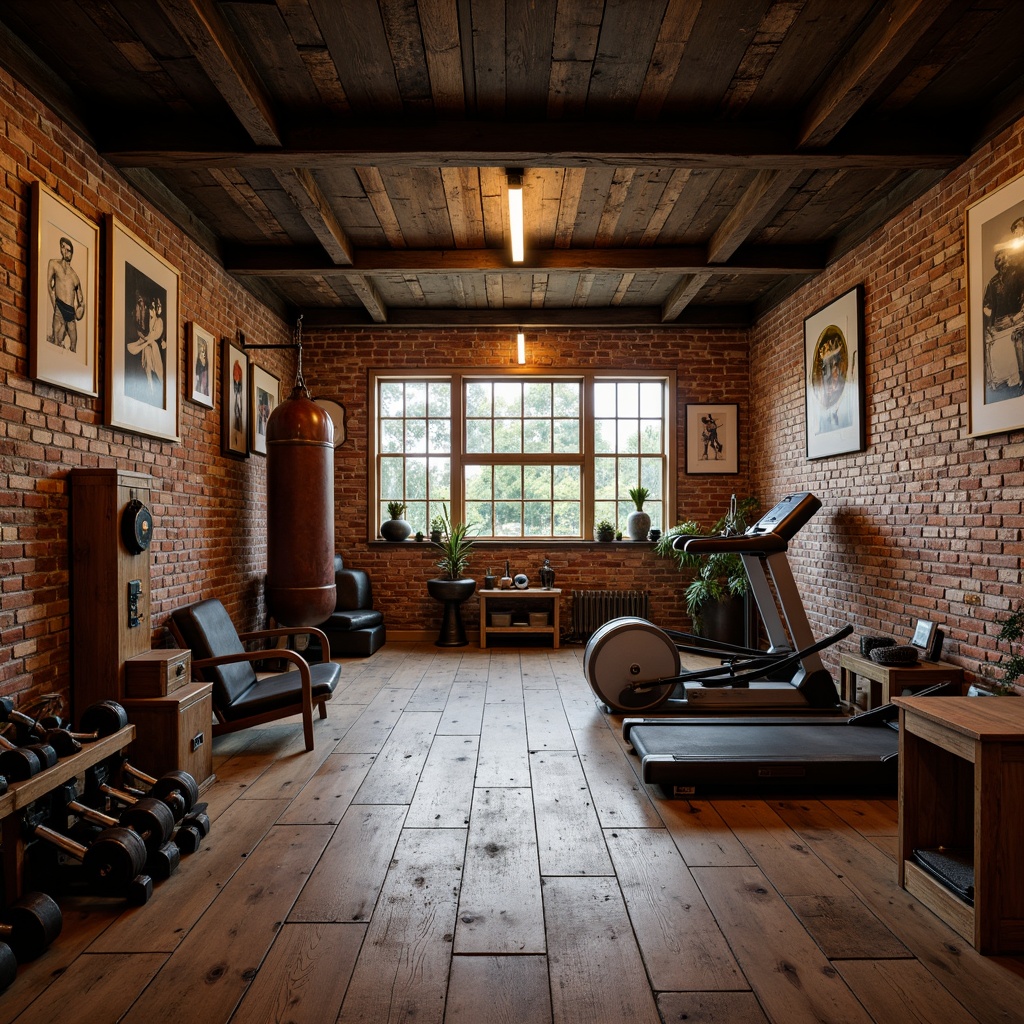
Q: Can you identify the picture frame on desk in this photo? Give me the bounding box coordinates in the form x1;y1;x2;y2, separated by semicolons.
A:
911;618;944;661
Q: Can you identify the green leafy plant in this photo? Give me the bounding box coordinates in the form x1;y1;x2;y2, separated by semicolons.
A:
995;604;1024;694
433;504;475;579
430;515;444;533
595;517;615;540
629;486;649;510
386;500;407;520
655;496;759;633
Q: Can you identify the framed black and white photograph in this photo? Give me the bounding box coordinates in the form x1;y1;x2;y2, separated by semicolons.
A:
685;403;738;474
29;182;100;397
250;364;279;456
187;322;216;408
966;171;1024;436
106;216;179;441
222;338;248;458
804;284;865;459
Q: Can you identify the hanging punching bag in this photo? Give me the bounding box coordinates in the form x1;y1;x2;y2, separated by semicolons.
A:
265;385;336;627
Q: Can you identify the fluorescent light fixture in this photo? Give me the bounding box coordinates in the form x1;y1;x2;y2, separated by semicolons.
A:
516;331;526;364
507;169;524;262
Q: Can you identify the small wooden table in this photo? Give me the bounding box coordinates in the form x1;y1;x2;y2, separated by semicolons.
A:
479;588;561;649
896;696;1024;954
839;651;963;709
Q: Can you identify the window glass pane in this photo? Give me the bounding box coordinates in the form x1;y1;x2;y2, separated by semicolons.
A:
494;464;522;499
467;501;493;534
524;466;551;500
617;420;638;453
618;457;638;488
380;457;404;497
594;502;617;530
466;419;492;453
593;381;616;417
553;501;580;535
494;381;522;416
640;458;661;498
553;418;579;453
639;418;662;453
554;382;580;417
594;418;616;454
524;418;551;453
495;502;522;535
617;381;639;418
405;501;426;533
428;381;451;416
639;381;661;413
524;503;551;536
524;382;551;416
494;419;522;453
406;382;426;417
380;419;404;453
465;381;490;417
465;464;492;500
553;465;580;499
380;382;404;417
594;457;616;499
406;419;427;453
406;457;427;498
429;456;451;497
429;417;451;452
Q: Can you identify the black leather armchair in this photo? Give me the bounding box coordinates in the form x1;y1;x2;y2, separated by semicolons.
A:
309;555;385;657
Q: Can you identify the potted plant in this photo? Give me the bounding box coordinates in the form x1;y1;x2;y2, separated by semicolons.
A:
595;517;615;542
381;500;411;542
655;495;759;642
626;486;650;541
427;505;477;646
990;604;1024;694
429;515;444;544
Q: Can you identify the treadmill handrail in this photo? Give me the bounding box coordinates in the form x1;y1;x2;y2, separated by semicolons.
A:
682;533;788;555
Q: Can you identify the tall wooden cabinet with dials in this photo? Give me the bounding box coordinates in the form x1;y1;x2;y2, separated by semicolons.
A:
70;468;155;722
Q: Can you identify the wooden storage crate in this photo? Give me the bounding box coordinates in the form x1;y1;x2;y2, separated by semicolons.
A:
124;649;191;698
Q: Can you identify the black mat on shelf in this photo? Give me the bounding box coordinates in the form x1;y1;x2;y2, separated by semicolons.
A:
912;847;974;904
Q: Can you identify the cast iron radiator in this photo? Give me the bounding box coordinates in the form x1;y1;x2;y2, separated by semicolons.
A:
570;589;650;639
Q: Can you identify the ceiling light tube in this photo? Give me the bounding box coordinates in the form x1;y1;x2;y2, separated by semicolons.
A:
507;169;524;262
516;331;526;364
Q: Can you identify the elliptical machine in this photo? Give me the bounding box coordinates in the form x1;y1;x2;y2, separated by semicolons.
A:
584;492;851;714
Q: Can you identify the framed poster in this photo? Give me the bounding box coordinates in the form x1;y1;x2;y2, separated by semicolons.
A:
686;403;738;474
804;284;865;459
105;215;179;441
187;322;216;408
222;338;248;457
29;182;100;396
966;171;1024;436
250;364;280;455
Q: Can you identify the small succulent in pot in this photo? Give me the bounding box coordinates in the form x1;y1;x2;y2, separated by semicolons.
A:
595;518;615;542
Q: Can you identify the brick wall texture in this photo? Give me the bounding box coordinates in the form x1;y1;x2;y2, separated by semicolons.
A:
2;65;1022;714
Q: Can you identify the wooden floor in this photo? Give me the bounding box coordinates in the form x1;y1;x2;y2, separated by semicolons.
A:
4;643;1024;1023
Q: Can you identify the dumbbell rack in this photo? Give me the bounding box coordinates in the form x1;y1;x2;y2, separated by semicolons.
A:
0;725;134;904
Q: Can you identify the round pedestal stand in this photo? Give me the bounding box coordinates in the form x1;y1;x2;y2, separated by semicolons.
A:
427;577;477;647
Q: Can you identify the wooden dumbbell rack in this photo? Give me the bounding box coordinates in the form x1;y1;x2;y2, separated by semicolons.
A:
0;726;134;904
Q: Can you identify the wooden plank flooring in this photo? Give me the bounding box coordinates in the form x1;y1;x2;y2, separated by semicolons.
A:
5;642;1024;1023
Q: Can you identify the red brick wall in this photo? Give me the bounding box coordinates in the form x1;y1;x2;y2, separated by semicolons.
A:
301;326;751;638
749;119;1024;691
0;69;295;711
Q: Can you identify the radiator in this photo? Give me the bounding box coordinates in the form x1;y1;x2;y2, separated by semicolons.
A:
571;589;649;639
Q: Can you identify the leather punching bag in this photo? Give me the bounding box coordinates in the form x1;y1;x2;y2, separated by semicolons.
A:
265;385;336;626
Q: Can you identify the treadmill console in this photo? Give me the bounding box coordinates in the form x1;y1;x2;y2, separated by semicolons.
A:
746;492;821;542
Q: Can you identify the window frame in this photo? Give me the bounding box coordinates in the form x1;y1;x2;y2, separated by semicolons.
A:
369;367;676;542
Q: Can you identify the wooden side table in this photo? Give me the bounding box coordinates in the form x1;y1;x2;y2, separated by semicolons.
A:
896;695;1024;954
479;588;561;649
839;651;963;709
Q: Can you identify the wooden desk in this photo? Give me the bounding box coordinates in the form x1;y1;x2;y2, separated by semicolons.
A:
896;696;1024;954
479;588;560;649
839;651;963;709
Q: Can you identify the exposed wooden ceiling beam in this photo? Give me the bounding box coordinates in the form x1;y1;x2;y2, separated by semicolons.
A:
156;0;282;147
661;274;712;322
798;0;956;148
707;169;801;264
224;244;825;277
273;168;354;264
300;305;752;329
98;120;965;172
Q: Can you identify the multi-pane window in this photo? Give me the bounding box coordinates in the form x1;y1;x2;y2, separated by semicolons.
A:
373;371;672;540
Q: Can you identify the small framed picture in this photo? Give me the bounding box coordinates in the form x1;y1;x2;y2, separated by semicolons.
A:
250;364;280;456
29;182;100;396
222;338;248;458
804;284;865;459
686;404;738;474
187;322;216;408
911;618;944;660
105;215;180;441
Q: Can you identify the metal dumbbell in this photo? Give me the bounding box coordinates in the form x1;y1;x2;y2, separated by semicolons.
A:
23;805;152;905
0;734;57;782
0;892;63;991
1;698;127;756
120;761;200;818
57;784;180;881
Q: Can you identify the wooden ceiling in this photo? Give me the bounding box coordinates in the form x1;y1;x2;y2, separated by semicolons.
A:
3;0;1024;329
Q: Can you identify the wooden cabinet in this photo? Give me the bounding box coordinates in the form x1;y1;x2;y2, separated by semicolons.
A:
896;696;1024;954
70;468;154;721
125;649;191;698
121;682;215;791
839;651;963;709
479;588;561;648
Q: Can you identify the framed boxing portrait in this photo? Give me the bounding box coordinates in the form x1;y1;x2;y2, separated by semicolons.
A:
686;403;738;474
966;170;1024;437
804;284;865;459
29;182;100;397
187;322;216;408
106;215;180;441
249;363;279;456
222;337;249;458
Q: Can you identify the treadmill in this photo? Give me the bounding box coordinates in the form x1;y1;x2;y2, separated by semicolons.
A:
584;492;848;714
622;682;961;797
